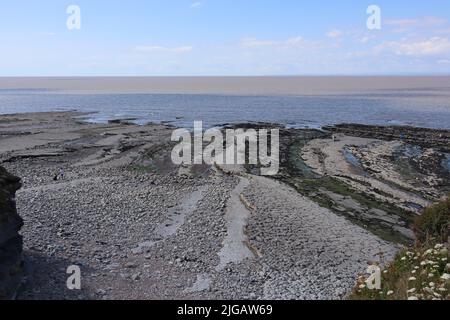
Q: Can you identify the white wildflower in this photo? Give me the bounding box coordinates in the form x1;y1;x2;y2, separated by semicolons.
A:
424;287;434;294
408;277;417;281
387;290;394;296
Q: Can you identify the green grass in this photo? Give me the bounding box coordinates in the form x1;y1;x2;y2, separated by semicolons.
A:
349;244;449;300
414;197;450;244
349;196;450;300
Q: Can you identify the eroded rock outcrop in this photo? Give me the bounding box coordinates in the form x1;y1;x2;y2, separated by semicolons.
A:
0;166;23;299
325;124;450;151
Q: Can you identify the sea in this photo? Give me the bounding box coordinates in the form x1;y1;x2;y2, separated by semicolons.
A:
0;77;449;130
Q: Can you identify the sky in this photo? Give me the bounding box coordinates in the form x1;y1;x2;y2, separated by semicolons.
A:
1;0;450;76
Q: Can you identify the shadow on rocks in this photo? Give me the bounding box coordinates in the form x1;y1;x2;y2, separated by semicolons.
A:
17;250;95;300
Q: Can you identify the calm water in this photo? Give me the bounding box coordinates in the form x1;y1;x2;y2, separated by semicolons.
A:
0;90;449;129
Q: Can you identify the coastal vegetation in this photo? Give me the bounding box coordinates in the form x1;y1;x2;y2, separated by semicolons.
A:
349;196;450;300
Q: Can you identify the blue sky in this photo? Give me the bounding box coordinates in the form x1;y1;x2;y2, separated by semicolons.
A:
1;0;450;76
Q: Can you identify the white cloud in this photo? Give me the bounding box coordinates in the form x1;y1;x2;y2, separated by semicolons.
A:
436;28;450;35
375;37;450;56
438;59;450;65
326;30;343;39
385;16;448;33
286;36;305;46
386;16;446;27
190;2;202;8
240;38;278;47
385;18;419;28
359;35;373;44
240;36;308;49
134;45;193;53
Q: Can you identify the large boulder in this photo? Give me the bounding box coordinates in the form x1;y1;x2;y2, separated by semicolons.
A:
0;166;23;299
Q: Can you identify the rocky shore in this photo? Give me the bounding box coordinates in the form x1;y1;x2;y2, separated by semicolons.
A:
272;124;450;245
0;111;448;300
325;124;450;152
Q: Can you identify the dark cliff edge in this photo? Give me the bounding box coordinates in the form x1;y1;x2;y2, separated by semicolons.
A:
0;166;23;300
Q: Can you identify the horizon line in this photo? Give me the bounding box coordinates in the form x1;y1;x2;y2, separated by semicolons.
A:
1;74;450;78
